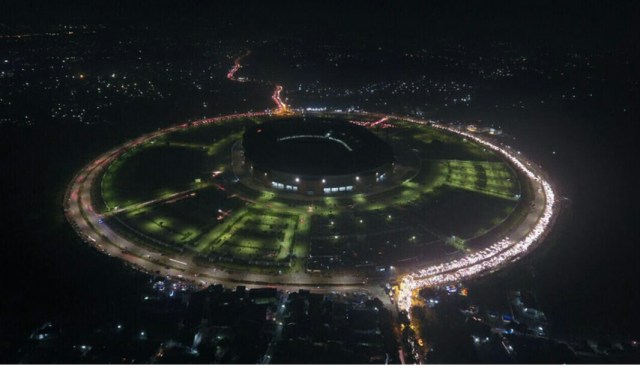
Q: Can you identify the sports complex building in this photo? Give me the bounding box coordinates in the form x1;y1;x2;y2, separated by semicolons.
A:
241;117;394;195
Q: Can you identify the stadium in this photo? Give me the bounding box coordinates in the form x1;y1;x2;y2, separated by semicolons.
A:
240;116;394;195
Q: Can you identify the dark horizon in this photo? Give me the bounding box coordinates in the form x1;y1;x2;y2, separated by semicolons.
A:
3;1;639;49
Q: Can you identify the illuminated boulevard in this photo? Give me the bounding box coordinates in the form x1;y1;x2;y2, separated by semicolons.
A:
226;50;251;81
63;109;557;319
271;85;290;114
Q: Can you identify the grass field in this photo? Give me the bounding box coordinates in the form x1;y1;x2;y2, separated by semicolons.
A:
101;144;209;209
206;209;298;261
390;120;499;162
443;159;519;200
162;117;256;145
117;186;246;248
